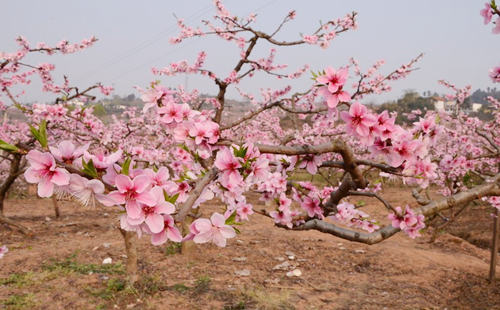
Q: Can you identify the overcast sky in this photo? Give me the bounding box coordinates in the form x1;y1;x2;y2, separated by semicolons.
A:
1;0;498;104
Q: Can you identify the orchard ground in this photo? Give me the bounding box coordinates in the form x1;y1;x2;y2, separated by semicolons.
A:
0;185;499;310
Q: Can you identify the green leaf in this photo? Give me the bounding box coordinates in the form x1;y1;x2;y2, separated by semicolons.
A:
82;158;98;178
29;125;41;142
121;157;132;176
355;200;366;207
39;120;48;148
163;190;179;204
232;145;247;159
0;139;18;152
233;227;241;234
225;211;237;225
29;120;48;148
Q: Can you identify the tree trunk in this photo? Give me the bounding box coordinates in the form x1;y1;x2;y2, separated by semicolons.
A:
119;228;138;285
0;154;32;236
181;209;198;255
490;208;499;283
52;196;60;218
0;154;22;216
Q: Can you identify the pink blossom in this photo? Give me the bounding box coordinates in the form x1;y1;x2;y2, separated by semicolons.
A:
107;174;156;219
490;66;500;83
301;196;323;218
84;149;122;170
49;140;89;165
24;150;70;197
189;213;236;247
68;174;108;207
269;209;293;228
297;155;322;175
340;102;377;137
214;148;242;187
237;202;254;221
278;193;291;211
144;167;170;187
150;215;182;245
319;85;351;109
123;186;176;234
388;206;425;239
158;102;184;123
493;16;500;34
317;67;348;93
480;3;493;24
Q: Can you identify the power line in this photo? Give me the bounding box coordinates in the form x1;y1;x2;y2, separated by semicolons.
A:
77;3;213;81
109;0;279;83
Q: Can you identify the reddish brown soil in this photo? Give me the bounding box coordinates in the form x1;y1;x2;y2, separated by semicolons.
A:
0;188;499;310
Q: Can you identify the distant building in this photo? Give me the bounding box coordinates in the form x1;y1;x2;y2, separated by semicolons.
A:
432;97;456;112
472;103;482;112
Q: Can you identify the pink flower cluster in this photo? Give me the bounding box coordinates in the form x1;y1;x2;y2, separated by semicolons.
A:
334;201;380;233
317;67;351;109
481;2;500;33
388;206;425;238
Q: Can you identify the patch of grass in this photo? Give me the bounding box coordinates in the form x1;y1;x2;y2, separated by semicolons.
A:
224;301;247;310
134;274;166;295
241;288;294;310
0;272;35;288
43;253;125;275
164;242;182;256
86;278;128;300
2;293;36;309
191;275;211;296
170;282;189;293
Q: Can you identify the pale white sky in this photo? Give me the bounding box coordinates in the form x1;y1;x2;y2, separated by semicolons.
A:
1;0;498;104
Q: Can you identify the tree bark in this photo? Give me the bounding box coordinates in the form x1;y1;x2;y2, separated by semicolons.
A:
52;196;60;218
0;154;22;216
490;208;499;283
119;228;138;285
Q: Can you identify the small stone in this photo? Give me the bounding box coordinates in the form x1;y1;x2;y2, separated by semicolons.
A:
354;249;366;254
232;257;247;262
285;251;296;256
339;247;346;250
234;269;251;277
275;256;285;262
288;255;295;260
286;269;302;277
45;216;51;222
102;243;111;249
126;304;135;309
99;275;109;281
264;278;280;284
273;261;291;271
297;258;308;262
337;243;343;246
103;213;109;217
92;246;99;251
102;257;112;264
236;239;244;244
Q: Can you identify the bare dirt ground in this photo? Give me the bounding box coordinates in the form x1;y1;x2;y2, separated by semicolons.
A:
1;187;499;310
